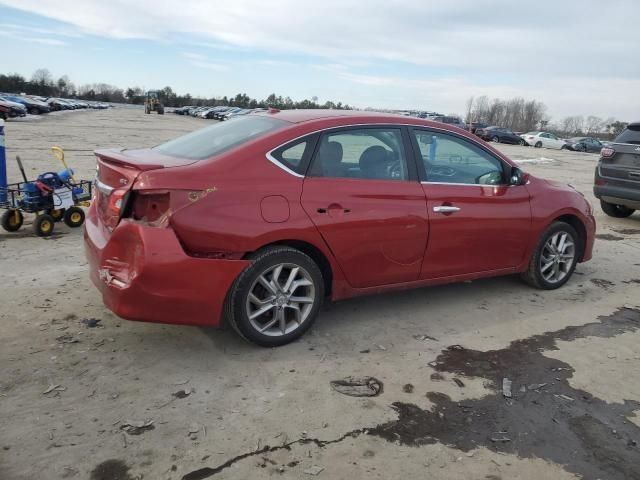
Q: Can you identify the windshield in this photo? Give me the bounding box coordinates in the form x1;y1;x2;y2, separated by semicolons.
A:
154;115;288;161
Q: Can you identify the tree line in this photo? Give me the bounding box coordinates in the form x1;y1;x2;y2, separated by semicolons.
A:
0;69;353;110
1;69;629;136
465;95;628;139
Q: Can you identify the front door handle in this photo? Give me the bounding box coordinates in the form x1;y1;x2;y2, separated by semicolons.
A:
433;205;461;213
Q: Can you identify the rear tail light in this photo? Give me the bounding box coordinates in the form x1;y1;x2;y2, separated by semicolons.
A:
127;189;202;227
600;147;615;158
131;190;171;226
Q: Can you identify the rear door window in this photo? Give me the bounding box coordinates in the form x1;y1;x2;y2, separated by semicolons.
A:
309;128;409;181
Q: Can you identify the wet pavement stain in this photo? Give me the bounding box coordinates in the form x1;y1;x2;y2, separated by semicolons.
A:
369;307;640;480
595;233;624;241
590;278;615;289
612;228;640;235
90;459;132;480
182;308;640;480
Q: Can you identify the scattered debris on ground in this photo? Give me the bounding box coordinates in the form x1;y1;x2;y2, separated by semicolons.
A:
330;377;383;397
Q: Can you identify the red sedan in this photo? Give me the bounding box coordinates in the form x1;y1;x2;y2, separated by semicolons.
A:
85;110;595;346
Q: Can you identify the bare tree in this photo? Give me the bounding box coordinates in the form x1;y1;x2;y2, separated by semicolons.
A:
585;116;604;135
31;68;53;85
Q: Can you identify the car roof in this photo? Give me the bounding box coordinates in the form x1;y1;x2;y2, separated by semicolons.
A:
253;108;445;125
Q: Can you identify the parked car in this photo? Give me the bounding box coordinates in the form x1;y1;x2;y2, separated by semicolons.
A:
478;126;526;145
469;122;489;134
431;115;466;129
1;94;50;114
566;137;604;153
521;132;568;149
220;107;244;120
593;121;640;218
0;97;27;119
46;98;71;111
86;110;595;347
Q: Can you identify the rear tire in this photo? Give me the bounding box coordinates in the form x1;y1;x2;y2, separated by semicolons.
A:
521;222;579;290
225;246;324;347
600;200;635;218
492;136;500;143
63;207;85;227
518;139;525;146
1;210;24;232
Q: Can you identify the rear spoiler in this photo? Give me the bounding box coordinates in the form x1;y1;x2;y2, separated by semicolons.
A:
94;148;164;171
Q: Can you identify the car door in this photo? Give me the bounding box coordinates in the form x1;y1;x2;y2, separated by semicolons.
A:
301;126;428;288
549;133;564;149
590;138;603;153
409;128;532;279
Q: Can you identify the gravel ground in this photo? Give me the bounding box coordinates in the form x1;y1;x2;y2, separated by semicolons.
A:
1;107;639;480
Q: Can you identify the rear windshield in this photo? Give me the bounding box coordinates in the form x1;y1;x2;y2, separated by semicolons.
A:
614;124;640;145
154;115;288;160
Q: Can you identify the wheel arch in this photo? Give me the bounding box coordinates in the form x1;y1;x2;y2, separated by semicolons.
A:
551;214;587;261
244;239;334;296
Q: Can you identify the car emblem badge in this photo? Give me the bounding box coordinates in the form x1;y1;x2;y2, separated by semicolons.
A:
119;178;128;185
635;147;640;152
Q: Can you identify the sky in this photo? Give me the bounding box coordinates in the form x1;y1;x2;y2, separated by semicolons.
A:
1;0;639;121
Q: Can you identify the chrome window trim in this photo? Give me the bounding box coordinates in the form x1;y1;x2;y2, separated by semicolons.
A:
265;151;305;178
265;122;502;178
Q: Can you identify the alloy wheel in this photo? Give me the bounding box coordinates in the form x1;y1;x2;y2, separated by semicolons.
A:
245;263;316;337
539;231;575;284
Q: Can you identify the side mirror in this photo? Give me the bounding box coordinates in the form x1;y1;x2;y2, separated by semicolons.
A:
509;166;526;186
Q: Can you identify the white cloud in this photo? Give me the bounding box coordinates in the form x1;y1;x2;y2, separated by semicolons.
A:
0;29;68;46
1;0;639;118
181;52;228;72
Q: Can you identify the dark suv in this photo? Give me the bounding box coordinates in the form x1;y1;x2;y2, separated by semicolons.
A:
594;122;640;217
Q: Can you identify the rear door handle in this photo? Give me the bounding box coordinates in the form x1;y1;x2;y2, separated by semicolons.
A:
433;205;461;213
317;204;351;214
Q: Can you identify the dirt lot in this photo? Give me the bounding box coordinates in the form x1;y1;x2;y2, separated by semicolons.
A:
1;108;639;480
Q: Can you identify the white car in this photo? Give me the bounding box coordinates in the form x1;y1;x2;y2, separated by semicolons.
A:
521;131;569;150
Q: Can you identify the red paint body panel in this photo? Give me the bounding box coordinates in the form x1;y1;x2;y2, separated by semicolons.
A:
301;176;428;287
421;184;532;278
84;207;249;327
84;110;596;328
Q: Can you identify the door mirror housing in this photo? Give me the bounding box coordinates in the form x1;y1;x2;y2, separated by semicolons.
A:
509;166;527;186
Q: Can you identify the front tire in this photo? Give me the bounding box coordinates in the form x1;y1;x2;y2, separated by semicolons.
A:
492;136;500;143
600;200;635;218
33;214;55;237
225;246;324;347
521;222;579;290
518;139;525;146
534;141;542;148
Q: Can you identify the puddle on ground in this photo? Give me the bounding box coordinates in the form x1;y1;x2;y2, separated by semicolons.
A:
368;307;640;480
